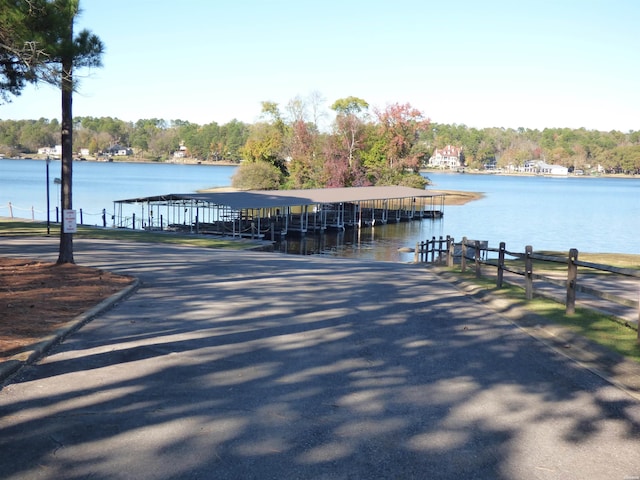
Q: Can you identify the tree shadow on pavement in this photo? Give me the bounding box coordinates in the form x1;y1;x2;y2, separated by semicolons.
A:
0;241;639;479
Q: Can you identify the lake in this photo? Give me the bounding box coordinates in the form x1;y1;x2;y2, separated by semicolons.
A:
1;158;638;260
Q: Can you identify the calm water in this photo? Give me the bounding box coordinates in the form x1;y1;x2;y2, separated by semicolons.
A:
1;158;638;260
0;158;235;221
425;172;640;256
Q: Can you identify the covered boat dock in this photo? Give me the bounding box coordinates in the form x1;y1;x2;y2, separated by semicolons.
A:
112;186;446;239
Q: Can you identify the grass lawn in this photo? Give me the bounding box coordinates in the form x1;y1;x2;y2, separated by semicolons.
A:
446;269;640;363
0;220;267;250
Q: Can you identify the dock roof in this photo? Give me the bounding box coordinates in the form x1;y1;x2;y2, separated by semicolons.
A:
116;186;444;210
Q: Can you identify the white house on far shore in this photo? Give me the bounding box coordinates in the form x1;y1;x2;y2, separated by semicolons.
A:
37;145;62;157
515;160;568;176
428;145;463;169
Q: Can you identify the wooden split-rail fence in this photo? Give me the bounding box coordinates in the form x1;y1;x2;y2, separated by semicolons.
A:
414;236;640;342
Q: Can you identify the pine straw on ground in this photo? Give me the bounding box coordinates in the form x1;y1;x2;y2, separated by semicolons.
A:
0;257;134;360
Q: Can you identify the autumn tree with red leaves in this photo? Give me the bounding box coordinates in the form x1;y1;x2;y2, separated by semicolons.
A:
234;95;431;189
361;103;430;187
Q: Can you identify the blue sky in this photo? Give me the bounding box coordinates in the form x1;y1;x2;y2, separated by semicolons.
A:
1;0;639;131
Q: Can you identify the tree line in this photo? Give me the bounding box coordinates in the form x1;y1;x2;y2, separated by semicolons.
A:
425;123;640;174
2;97;639;191
0;116;251;162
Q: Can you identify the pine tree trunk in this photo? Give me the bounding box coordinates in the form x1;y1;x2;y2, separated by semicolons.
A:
56;37;74;264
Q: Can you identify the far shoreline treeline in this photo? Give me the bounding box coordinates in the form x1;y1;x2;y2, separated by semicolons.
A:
2;116;637;173
1;99;639;191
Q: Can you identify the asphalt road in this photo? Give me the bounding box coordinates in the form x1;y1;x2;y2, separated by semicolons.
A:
0;238;639;480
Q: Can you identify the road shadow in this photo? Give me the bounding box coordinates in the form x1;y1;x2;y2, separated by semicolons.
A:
0;240;639;479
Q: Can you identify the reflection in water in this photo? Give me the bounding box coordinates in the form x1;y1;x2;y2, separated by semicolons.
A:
274;218;447;262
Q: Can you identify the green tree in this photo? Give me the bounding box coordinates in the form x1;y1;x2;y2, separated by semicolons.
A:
240;102;288;177
221;119;249;162
19;117;57;151
231;160;282;190
0;0;51;102
241;121;286;173
131;118;165;154
330;96;369;168
0;1;104;263
55;1;103;263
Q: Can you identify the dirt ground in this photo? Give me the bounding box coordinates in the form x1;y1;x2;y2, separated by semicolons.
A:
0;257;134;360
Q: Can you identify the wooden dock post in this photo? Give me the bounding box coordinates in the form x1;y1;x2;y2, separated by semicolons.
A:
566;248;578;315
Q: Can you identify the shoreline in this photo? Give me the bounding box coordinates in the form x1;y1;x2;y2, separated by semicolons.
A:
2;155;239;167
427;189;484;206
197;186;485;206
420;168;639;180
5;157;638;180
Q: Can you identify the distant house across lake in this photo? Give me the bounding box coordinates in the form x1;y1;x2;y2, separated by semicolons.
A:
517;160;568;176
428;145;463;170
37;144;62;158
103;145;133;156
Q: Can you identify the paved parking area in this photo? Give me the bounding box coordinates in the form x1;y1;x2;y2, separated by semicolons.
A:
0;238;639;479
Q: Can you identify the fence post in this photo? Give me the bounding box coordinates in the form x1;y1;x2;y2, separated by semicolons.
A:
132;212;136;229
566;248;578;315
102;209;107;227
474;240;481;277
414;242;420;263
430;236;436;262
446;236;453;267
497;241;505;288
461;236;467;273
438;236;444;264
525;245;533;300
79;208;83;225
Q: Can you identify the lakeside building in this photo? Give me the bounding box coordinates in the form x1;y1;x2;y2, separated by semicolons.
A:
427;145;464;170
102;145;133;156
514;160;568;176
173;142;188;158
37;145;62;157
